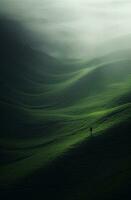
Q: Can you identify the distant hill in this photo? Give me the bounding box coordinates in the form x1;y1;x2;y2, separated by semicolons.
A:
0;17;131;200
0;17;63;137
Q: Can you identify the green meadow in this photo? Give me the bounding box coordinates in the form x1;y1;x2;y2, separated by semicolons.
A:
0;20;131;200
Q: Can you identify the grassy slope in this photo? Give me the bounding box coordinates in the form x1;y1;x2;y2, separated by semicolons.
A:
0;19;131;199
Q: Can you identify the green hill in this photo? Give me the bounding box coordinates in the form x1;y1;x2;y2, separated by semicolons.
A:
0;18;131;200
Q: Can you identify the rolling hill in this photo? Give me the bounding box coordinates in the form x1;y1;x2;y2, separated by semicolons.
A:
0;17;131;200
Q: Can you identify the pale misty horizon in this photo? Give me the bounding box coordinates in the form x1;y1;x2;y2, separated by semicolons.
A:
0;0;131;59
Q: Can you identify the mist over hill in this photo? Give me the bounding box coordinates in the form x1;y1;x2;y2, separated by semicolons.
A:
1;0;131;59
0;2;131;200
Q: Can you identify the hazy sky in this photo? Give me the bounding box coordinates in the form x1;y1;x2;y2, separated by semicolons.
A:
0;0;131;59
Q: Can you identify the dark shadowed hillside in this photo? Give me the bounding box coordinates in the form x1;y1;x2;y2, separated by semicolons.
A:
0;17;131;200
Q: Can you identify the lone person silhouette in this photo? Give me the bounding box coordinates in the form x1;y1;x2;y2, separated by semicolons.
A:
90;127;93;136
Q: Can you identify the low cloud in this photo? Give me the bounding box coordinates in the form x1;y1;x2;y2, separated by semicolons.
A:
1;0;131;59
